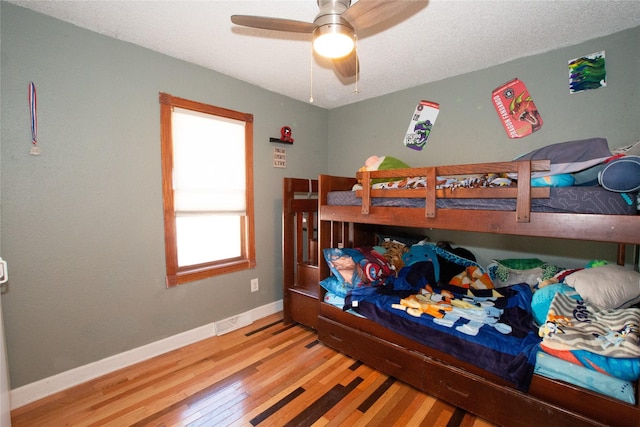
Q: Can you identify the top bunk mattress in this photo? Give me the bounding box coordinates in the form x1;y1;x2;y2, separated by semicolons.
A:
327;186;637;215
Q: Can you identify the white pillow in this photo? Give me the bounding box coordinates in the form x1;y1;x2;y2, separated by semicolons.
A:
564;265;640;309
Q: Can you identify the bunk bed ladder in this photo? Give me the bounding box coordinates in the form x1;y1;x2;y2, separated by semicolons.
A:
283;178;319;329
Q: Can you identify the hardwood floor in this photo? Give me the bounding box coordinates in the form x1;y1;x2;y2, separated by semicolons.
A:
11;313;497;426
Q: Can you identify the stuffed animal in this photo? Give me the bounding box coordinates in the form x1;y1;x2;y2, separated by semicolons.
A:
402;243;441;282
359;155;410;172
358;155;411;184
449;266;494;290
376;240;409;274
586;260;608;268
435;241;478;285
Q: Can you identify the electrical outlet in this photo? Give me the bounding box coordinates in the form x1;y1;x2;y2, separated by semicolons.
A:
251;278;259;292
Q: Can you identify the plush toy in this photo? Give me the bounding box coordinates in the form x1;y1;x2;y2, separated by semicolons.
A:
537;277;559;289
435;241;478;285
358;155;411;184
375;240;408;274
360;155;410;172
280;126;294;143
586;260;608;268
402;243;441;282
449;266;494;290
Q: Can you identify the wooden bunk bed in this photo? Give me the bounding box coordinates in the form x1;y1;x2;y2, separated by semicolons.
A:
283;160;640;426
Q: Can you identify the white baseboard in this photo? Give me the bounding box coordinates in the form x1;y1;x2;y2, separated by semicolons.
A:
10;300;282;410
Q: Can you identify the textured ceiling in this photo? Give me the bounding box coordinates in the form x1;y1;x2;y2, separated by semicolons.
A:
6;0;640;109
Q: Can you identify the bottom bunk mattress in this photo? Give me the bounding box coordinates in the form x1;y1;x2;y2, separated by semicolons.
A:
327;186;637;215
342;283;541;391
534;351;636;404
326;279;639;403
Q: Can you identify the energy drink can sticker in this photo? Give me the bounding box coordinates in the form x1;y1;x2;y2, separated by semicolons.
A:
492;78;543;139
404;100;439;151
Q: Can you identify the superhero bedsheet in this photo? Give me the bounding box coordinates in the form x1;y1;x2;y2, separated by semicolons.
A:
343;283;541;391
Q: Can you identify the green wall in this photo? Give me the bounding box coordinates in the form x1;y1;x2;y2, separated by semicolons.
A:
1;3;327;388
327;26;640;173
327;25;640;267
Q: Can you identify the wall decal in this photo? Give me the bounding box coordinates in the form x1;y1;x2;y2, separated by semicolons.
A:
492;78;543;139
569;51;606;94
404;100;439;151
29;82;41;155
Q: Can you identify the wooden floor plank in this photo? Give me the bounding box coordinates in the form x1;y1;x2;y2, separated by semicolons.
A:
392;392;433;427
236;352;356;426
11;313;498;427
316;363;378;425
320;373;392;427
420;399;457;427
351;381;409;427
377;385;419;426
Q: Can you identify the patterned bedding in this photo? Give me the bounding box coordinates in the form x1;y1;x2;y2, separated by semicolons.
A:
327;186;638;215
320;239;640;402
539;293;640;358
343;283;541;391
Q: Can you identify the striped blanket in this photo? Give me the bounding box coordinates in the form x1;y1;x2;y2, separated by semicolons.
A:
539;293;640;358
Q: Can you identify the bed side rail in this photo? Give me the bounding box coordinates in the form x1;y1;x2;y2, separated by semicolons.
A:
355;160;551;223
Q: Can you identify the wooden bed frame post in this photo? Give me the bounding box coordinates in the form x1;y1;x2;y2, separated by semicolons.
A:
282;178;319;328
282;178;295;324
426;167;437;218
617;243;626;266
516;160;532;223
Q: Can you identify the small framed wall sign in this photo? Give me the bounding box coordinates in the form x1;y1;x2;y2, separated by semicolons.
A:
273;147;286;168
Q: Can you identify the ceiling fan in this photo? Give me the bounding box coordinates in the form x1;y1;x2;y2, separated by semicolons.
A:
231;0;426;78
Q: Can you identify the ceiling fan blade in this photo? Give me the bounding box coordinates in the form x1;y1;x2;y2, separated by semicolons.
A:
333;51;359;78
342;0;427;31
231;15;315;33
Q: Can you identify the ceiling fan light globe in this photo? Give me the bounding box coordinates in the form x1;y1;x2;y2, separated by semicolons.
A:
313;25;354;59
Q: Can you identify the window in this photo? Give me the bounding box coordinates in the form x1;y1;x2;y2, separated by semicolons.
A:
159;93;255;286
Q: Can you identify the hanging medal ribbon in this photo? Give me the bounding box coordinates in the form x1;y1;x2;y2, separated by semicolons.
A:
29;81;41;155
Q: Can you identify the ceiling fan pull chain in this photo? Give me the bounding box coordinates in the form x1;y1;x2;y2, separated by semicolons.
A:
309;45;314;103
354;35;359;94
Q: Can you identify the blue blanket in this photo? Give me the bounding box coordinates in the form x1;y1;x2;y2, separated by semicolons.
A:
344;283;541;391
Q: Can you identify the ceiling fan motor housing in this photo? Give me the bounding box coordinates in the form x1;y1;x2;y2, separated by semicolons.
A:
313;0;355;58
315;0;352;26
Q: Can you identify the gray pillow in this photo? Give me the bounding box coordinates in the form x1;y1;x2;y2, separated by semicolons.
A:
564;264;640;309
514;137;612;178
